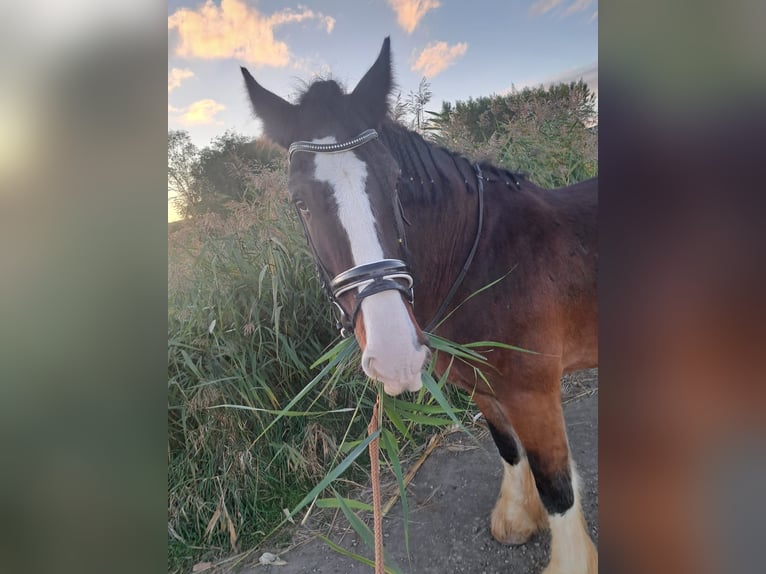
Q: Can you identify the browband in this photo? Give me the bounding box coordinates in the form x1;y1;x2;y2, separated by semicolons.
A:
288;129;379;163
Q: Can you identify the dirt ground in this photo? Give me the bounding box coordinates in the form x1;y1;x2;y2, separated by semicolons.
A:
240;370;598;574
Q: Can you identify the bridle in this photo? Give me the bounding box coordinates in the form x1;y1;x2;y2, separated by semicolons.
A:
288;129;413;337
288;128;484;337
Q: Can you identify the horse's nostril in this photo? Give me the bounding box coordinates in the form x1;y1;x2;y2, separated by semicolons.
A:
362;355;377;377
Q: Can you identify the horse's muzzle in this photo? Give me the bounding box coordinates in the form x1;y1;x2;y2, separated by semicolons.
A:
354;289;429;395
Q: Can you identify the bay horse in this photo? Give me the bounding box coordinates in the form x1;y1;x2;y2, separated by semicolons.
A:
242;37;597;574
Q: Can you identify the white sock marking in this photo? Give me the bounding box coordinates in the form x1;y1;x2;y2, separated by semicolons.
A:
544;466;597;573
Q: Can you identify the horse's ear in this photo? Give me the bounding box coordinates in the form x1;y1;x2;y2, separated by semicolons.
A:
351;37;392;124
241;67;296;148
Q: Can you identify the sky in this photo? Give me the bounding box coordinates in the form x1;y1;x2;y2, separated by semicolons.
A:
168;0;598;220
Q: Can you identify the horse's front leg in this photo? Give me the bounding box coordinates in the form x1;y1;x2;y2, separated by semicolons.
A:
475;394;548;545
498;383;597;574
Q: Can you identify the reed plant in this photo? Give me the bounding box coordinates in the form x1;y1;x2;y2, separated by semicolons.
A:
167;174;476;573
168;181;347;570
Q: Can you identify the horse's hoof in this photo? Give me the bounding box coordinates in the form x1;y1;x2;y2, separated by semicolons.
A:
490;503;544;546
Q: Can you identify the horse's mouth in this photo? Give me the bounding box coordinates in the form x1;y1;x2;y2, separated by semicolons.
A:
362;353;427;396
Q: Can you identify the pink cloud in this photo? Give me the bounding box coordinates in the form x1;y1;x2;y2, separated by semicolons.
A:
386;0;441;34
411;41;468;78
169;99;226;126
168;68;194;93
168;0;335;67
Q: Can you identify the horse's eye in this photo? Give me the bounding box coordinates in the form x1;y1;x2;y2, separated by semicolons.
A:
295;199;310;215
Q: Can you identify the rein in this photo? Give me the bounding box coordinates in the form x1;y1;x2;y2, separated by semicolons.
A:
288;128;484;337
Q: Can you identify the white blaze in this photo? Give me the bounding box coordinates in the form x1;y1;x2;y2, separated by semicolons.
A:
312;137;427;395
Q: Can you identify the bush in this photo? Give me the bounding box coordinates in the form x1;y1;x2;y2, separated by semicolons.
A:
427;81;598;188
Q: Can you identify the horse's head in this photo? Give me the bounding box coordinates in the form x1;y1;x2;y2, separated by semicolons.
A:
241;37;428;395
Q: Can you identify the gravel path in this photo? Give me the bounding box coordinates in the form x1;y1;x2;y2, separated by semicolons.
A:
246;370;598;574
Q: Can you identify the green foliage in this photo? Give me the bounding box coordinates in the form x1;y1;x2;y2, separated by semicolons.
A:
427;81;598;187
193;131;285;205
168;190;346;570
169;130;286;218
167;192;480;572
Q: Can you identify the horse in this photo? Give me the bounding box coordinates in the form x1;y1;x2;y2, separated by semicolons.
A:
241;37;598;574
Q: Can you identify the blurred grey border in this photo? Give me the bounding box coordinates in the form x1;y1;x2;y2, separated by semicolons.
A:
0;2;764;573
0;3;167;574
599;1;766;573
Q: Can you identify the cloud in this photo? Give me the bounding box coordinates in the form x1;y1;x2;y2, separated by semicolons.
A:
563;0;593;16
167;0;335;66
169;99;226;126
590;10;598;23
168;68;194;93
529;0;594;17
411;41;467;78
386;0;441;34
529;0;565;16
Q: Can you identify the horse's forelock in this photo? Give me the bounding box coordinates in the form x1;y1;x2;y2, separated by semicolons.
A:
299;79;346;105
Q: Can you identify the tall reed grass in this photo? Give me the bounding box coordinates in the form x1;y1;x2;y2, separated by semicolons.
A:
167;173;474;572
168;179;356;570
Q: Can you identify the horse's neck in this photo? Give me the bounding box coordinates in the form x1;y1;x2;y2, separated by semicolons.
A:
381;125;494;326
399;168;483;329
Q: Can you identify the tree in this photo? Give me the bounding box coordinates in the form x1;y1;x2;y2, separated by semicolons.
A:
168;130;200;219
169;130;286;218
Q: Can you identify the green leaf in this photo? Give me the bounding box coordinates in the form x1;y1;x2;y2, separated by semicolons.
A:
463;340;540;355
333;493;403;574
288;429;380;519
208;404;355;417
315;498;373;512
428;265;517;331
310;336;357;369
380;396;413;445
396;411;454;427
427;335;489;364
334;492;375;550
384;395;461;415
421;370;466;434
250;338;356;445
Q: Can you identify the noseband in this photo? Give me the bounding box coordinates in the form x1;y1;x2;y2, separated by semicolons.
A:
288;129;414;337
